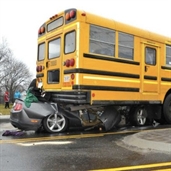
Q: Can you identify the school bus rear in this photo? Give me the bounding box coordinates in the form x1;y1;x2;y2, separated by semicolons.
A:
36;8;171;106
36;9;87;102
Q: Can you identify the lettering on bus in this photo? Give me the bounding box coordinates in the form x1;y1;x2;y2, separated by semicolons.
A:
47;17;64;32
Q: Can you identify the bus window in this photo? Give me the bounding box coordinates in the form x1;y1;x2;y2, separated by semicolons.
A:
48;38;61;59
48;69;60;83
47;17;63;32
166;45;171;65
38;43;45;61
89;25;115;57
145;47;156;65
119;32;134;60
64;31;76;54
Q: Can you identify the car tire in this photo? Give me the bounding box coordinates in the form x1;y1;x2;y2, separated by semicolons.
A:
43;112;69;133
163;94;171;124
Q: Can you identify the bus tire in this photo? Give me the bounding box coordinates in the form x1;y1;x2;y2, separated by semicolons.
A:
163;94;171;124
129;105;151;126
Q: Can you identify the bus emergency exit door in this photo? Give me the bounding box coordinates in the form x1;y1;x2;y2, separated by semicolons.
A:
141;43;160;93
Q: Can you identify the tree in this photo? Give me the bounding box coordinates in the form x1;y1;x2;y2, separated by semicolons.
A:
0;38;33;103
0;38;12;85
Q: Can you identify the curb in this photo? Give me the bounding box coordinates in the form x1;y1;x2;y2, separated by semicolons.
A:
0;115;10;123
123;129;171;153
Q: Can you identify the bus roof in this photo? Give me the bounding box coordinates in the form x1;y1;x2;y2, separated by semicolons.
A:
45;8;171;44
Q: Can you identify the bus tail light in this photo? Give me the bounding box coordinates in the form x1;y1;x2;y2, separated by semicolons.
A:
65;59;70;67
65;12;70;20
81;11;86;16
65;9;76;21
65;58;75;67
38;26;45;35
71;74;75;80
36;65;44;72
70;58;75;66
92;93;95;98
50;14;58;20
70;10;76;18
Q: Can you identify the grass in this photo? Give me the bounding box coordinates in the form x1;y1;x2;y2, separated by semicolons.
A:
0;103;12;115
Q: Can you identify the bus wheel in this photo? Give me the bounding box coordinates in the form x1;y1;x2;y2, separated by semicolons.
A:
99;106;121;131
43;112;69;133
129;105;149;126
163;94;171;124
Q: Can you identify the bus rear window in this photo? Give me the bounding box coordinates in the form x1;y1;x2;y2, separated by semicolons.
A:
47;17;63;32
48;38;61;59
48;69;60;83
64;31;76;54
38;43;45;61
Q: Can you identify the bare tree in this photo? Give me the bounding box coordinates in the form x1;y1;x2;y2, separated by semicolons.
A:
0;38;33;103
0;38;12;84
0;38;11;62
0;38;12;104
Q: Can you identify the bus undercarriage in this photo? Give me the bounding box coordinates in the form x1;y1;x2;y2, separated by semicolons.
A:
25;79;171;133
30;89;170;133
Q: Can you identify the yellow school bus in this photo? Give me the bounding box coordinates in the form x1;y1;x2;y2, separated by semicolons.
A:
35;8;171;132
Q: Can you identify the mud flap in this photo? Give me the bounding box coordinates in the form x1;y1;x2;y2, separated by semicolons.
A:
99;106;121;131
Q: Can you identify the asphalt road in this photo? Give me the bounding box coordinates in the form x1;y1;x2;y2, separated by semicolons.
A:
1;123;171;171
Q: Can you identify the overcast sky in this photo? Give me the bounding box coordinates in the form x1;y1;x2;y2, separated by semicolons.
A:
0;0;171;77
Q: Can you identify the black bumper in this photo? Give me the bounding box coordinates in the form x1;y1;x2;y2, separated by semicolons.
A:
50;91;91;104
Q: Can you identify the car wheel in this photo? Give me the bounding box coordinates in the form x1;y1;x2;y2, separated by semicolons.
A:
129;106;148;126
43;112;68;133
163;94;171;124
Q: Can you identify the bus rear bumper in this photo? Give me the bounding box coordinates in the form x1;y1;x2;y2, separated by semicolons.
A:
50;91;91;104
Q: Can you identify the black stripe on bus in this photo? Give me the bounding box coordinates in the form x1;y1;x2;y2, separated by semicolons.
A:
73;85;139;92
161;66;171;70
161;78;171;82
36;73;44;78
144;75;157;80
64;68;140;79
92;100;161;105
83;53;140;65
